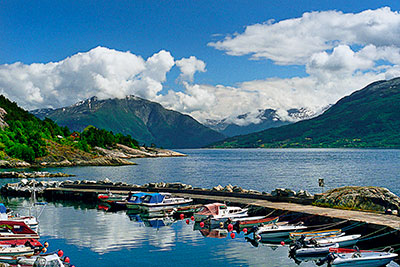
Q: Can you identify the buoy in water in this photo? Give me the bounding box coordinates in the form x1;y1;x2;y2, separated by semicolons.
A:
57;250;64;257
44;242;49;248
42;248;47;253
280;241;285;246
219;222;224;228
64;257;70;263
190;216;194;221
186;219;190;224
230;232;235;239
227;224;233;232
180;214;184;220
199;222;205;228
243;228;248;233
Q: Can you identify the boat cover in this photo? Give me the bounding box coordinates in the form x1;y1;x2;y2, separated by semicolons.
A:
142;193;165;204
127;192;148;204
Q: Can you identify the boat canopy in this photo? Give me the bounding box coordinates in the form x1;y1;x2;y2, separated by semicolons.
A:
141;193;166;204
197;203;226;216
127;192;148;204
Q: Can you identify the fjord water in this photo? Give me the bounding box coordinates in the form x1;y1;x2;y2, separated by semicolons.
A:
3;149;400;266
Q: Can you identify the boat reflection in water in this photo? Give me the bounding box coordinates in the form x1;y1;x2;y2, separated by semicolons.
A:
126;212;176;228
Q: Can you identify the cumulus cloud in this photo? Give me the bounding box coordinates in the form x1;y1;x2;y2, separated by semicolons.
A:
175;56;206;82
0;47;174;110
208;7;400;65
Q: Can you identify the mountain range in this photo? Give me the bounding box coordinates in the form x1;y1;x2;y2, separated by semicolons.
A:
210;77;400;148
32;96;225;149
205;108;318;137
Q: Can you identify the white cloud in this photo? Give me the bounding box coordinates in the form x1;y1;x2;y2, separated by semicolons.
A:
0;47;174;110
175;56;206;82
209;7;400;65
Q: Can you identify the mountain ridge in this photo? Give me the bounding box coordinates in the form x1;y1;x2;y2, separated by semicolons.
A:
32;95;226;149
209;77;400;148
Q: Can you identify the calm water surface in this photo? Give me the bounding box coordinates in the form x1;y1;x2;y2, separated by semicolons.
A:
2;149;400;266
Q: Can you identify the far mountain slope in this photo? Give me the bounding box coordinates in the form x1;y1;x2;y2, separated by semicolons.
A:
210;77;400;148
32;96;225;148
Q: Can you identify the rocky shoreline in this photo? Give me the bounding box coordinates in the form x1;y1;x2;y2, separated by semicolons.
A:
0;145;185;169
0;171;75;179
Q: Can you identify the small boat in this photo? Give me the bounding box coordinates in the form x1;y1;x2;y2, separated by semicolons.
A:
15;253;71;266
329;249;398;266
293;242;339;257
316;234;361;248
0;239;43;253
289;229;341;240
255;222;308;239
0;245;35;257
139;193;193;213
0;204;39;231
193;203;248;223
230;215;279;230
0;221;39;240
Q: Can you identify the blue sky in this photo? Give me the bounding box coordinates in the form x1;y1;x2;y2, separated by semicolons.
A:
1;1;400;124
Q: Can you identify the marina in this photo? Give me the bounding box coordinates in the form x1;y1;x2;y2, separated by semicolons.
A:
1;148;400;266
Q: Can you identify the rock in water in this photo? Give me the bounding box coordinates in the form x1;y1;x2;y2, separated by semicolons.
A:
314;186;400;212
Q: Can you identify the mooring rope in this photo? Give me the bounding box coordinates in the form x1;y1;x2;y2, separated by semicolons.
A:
341;221;365;231
370;243;400;251
307;219;349;231
358;227;399;242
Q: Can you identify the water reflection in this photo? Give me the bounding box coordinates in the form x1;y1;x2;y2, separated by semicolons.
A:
2;199;399;266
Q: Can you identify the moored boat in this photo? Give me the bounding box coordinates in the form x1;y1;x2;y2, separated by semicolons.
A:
0;245;35;257
0;204;39;231
293;242;339;257
289;229;341;240
329;249;398;266
316;234;361;248
0;221;39;240
138;193;193;213
255;222;308;239
0;239;43;253
231;215;279;230
193;203;248;223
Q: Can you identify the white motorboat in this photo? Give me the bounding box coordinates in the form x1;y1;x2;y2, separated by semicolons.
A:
294;242;339;257
330;250;398;266
316;234;361;247
0;204;38;231
255;222;308;239
193;203;248;223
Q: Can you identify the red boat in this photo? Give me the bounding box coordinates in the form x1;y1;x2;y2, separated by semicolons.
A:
0;221;39;240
